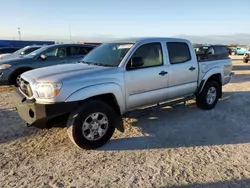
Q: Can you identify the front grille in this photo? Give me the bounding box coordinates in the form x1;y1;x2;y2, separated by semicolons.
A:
19;78;33;98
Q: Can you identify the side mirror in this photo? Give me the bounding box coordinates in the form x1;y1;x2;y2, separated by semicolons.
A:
131;57;144;68
40;54;47;60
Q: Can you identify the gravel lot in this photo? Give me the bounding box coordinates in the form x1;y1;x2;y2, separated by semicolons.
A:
1;56;250;188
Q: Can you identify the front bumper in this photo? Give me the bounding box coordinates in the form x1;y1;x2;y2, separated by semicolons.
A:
13;89;78;128
0;68;12;85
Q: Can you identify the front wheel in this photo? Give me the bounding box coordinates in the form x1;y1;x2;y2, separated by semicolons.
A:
67;100;116;149
196;81;220;110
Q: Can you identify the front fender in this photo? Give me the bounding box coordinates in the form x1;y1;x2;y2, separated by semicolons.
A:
65;83;125;114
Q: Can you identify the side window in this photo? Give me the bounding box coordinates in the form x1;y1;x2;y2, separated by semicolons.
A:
68;46;80;56
127;43;163;69
79;47;94;55
44;47;67;58
167;42;191;64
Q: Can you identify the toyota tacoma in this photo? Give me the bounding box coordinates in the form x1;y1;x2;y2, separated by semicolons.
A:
13;37;233;149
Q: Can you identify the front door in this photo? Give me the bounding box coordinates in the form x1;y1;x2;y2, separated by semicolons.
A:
124;42;169;110
36;46;68;68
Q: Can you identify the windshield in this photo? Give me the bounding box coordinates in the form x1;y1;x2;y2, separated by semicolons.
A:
25;46;48;57
13;46;30;55
82;43;134;67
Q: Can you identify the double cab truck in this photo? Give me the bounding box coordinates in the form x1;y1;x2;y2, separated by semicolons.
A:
13;37;233;149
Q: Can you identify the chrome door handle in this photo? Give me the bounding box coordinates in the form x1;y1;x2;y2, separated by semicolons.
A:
189;66;196;71
159;71;168;76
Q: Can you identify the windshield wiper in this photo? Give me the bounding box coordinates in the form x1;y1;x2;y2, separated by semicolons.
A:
93;63;115;67
78;60;91;65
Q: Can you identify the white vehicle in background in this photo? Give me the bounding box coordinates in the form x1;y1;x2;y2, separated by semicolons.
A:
243;50;250;63
13;37;233;150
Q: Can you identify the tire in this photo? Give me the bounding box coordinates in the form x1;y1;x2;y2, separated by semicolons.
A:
10;73;21;87
196;81;220;110
10;69;31;87
243;58;248;63
67;99;116;149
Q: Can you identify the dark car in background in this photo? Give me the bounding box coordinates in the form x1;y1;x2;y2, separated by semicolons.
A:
0;43;98;86
0;47;21;55
0;45;43;60
194;44;229;61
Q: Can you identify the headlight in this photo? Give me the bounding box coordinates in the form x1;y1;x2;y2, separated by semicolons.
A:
0;64;11;70
34;82;62;99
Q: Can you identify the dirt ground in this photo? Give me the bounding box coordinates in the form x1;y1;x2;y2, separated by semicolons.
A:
1;56;250;188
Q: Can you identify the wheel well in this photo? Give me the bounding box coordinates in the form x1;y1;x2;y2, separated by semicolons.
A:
9;67;33;84
207;74;222;86
84;93;121;115
205;74;222;98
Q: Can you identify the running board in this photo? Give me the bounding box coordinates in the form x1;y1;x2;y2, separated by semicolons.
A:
123;95;195;118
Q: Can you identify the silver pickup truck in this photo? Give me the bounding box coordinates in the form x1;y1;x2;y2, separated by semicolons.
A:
13;37;233;149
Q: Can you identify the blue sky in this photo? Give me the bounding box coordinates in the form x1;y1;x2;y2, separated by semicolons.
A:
1;0;250;42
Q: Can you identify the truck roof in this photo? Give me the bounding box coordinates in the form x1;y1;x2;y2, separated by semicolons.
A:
194;44;227;47
46;43;99;48
106;37;191;44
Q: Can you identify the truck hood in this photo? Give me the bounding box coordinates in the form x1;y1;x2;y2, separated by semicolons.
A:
22;63;116;83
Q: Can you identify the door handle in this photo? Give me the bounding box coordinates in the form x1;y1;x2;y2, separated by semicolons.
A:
159;71;168;76
189;66;196;71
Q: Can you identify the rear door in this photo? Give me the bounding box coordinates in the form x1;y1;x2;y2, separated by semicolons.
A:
167;42;198;99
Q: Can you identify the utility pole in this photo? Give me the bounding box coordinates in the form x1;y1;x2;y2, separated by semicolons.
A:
18;27;21;40
69;24;72;43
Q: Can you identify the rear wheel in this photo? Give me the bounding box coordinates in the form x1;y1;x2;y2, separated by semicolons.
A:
67;99;116;149
196;81;220;110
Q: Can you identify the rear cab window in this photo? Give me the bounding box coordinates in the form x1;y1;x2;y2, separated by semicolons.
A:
166;42;191;64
